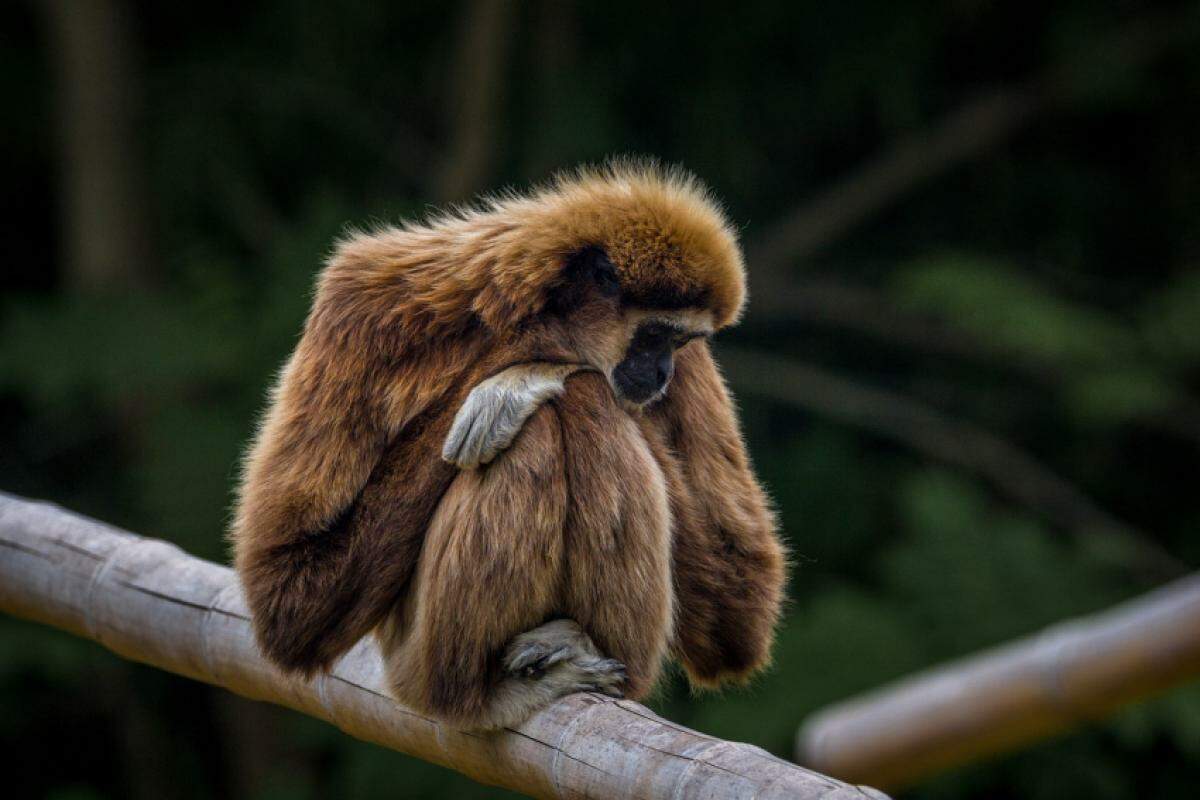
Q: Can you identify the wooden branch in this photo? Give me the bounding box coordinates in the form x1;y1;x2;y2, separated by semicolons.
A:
748;278;1200;448
748;87;1041;278
746;277;1007;356
716;345;1184;579
433;0;517;202
0;493;886;800
746;8;1200;277
38;0;154;291
796;574;1200;790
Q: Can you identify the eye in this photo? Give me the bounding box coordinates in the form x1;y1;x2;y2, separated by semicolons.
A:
551;246;619;313
591;254;619;296
573;246;618;297
673;332;703;349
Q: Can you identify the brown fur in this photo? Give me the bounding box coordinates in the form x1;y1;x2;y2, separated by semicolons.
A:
231;161;783;728
641;343;785;687
379;373;673;726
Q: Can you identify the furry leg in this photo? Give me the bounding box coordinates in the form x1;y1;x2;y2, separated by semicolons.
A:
383;405;578;729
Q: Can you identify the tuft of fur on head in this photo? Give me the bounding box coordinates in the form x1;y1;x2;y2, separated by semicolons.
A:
321;159;747;343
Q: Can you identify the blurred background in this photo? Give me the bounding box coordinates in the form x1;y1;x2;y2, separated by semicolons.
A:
3;1;1199;798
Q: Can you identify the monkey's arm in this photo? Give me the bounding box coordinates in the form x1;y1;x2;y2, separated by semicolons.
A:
232;298;460;675
442;362;586;469
645;341;786;688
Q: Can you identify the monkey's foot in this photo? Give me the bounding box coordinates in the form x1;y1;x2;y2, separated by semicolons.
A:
503;619;627;698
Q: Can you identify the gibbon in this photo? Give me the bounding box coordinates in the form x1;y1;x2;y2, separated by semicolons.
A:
231;162;786;729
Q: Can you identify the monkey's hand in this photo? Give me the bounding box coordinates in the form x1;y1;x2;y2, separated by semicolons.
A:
442;362;587;469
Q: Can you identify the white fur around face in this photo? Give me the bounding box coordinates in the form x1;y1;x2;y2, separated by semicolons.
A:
441;362;588;469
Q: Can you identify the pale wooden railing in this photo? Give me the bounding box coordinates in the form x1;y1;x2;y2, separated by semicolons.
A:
0;492;886;800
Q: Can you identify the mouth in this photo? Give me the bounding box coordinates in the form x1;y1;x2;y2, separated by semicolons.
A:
611;380;668;410
611;359;672;406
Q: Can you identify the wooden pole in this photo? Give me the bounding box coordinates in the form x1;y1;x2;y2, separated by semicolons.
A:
0;493;886;800
797;575;1200;789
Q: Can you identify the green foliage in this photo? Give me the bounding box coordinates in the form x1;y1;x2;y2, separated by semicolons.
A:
1142;269;1200;364
892;253;1196;426
1112;682;1200;758
893;254;1135;364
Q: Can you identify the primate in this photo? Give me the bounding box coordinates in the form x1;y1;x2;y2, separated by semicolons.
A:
232;162;786;729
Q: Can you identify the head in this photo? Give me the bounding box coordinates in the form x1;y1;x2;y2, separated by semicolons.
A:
348;160;746;409
538;245;712;407
522;164;745;409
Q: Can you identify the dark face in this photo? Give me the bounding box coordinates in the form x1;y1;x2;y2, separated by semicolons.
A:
612;320;702;405
548;245;713;407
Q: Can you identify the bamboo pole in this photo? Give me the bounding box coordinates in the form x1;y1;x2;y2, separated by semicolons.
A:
0;493;885;800
797;575;1200;789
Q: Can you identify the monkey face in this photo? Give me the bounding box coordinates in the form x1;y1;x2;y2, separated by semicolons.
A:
549;245;715;407
591;307;713;410
611;319;707;406
547;246;716;409
612;322;676;404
